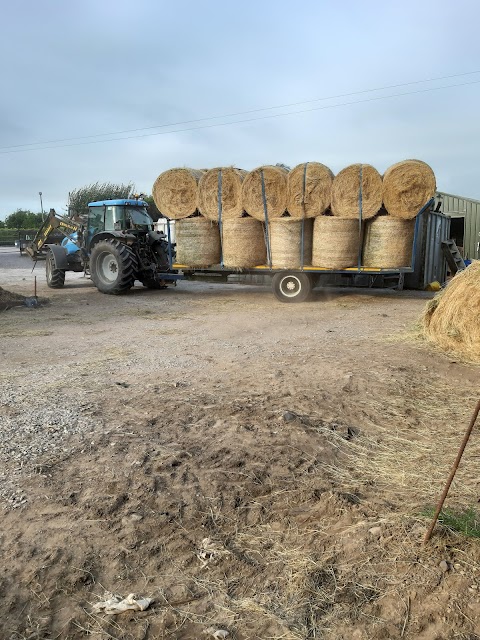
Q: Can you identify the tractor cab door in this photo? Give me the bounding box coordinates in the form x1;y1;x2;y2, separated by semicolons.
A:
87;205;127;248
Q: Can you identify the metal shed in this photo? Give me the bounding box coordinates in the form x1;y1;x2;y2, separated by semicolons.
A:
435;191;480;260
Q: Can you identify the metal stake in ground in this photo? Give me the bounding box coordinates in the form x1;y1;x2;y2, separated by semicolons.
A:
424;398;480;544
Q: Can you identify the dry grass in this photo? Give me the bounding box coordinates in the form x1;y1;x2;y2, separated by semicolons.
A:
422;262;480;363
383;160;436;219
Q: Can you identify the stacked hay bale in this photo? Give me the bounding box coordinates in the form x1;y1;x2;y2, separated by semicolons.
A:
363;216;416;268
175;217;221;267
197;167;246;220
152;158;437;273
269;218;313;268
383;160;436;218
422;262;480;362
242;166;289;221
152;168;205;219
222;218;267;268
153;167;220;267
312;218;360;269
359;159;436;268
287;162;333;218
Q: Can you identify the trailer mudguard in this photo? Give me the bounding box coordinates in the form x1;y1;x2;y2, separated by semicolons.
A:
46;244;69;269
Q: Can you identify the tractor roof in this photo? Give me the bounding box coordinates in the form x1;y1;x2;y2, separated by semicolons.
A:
88;199;148;207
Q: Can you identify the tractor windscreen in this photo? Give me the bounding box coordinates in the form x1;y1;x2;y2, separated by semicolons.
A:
127;207;153;229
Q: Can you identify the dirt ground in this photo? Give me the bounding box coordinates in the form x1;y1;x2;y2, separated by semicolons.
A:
0;247;479;640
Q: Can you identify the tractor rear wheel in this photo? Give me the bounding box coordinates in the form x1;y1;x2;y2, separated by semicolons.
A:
46;249;66;288
90;239;138;295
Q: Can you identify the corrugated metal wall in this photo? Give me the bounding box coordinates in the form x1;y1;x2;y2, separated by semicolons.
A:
406;210;450;289
436;192;480;260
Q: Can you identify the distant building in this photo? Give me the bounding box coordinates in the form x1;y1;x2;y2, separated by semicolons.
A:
436;192;480;260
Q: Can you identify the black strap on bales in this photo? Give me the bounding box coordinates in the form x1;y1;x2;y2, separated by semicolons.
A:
261;169;272;268
358;165;363;271
217;169;224;267
300;162;308;269
166;216;173;269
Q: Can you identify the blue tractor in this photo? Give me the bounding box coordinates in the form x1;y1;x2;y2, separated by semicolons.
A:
35;199;175;294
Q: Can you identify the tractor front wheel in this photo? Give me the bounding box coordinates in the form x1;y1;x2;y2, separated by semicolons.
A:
46;249;66;288
90;239;138;295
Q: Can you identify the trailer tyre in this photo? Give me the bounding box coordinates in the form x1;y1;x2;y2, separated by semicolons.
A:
90;239;138;295
272;272;313;303
46;250;66;288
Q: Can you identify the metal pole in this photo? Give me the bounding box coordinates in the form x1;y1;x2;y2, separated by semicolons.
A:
39;192;45;220
424;398;480;543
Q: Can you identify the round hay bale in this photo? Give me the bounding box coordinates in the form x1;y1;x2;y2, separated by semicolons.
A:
312;217;359;269
242;166;288;221
152;168;205;219
287;162;333;218
331;164;382;219
175;218;221;267
383;159;436;218
363;217;415;268
269;218;313;269
222;218;266;268
422;261;480;362
198;167;247;221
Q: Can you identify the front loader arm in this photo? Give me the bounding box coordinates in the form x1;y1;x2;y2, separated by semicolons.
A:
27;209;80;257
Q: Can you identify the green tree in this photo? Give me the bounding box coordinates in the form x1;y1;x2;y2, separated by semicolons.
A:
143;195;163;222
4;209;44;229
0;219;5;229
68;182;134;218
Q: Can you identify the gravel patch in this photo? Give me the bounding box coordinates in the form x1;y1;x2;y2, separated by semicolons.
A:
0;380;101;509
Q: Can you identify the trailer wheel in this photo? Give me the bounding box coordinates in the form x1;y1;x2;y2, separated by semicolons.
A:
272;272;313;303
46;250;66;288
90;239;138;295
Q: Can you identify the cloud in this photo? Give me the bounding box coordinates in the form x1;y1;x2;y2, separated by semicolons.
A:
1;0;479;217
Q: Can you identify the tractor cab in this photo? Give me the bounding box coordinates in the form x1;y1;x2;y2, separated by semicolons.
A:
87;199;154;248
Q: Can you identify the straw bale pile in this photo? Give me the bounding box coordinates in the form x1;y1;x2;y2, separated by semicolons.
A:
242;166;288;221
175;218;221;267
312;217;359;269
287;162;333;218
331;163;382;218
222;218;266;268
269;218;313;269
363;217;415;268
383;159;436;218
152;168;205;219
422;261;480;362
197;167;246;220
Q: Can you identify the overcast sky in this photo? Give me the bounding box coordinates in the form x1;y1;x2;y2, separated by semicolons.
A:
0;0;479;219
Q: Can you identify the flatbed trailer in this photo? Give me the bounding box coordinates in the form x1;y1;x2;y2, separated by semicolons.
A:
174;264;413;302
168;203;451;302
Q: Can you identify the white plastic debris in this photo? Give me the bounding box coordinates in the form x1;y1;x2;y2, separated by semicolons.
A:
92;593;154;615
196;537;229;568
204;628;230;639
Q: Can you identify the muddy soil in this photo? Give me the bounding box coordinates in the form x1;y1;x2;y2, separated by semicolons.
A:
0;248;479;640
